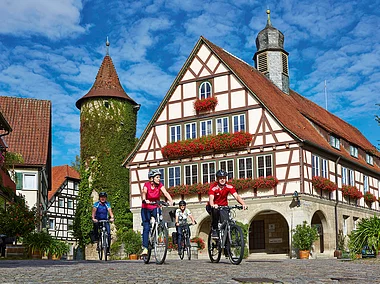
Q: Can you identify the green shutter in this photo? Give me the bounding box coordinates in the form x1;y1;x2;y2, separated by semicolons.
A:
15;172;23;190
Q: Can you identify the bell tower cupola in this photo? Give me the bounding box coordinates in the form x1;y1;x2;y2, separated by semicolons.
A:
254;10;289;94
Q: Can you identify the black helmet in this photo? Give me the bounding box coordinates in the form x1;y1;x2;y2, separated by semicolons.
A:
99;192;107;198
148;169;161;179
216;169;228;178
179;200;186;206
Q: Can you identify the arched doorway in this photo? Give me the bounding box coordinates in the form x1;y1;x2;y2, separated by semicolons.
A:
311;211;325;253
197;215;211;248
249;210;289;254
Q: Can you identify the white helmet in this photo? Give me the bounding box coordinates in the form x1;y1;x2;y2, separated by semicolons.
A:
148;169;161;179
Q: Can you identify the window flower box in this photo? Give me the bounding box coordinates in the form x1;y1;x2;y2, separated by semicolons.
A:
194;97;218;113
341;185;363;200
161;131;253;159
311;176;338;192
363;192;377;203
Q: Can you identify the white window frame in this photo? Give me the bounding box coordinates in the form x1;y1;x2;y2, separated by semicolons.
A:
199;81;212;99
343;216;349;236
185;122;197;140
366;154;373;165
257;154;273;177
238;157;253;179
158;168;165;187
342;167;354;186
216;117;229;134
330;135;340;149
23;173;37;190
232;114;245;132
68;199;73;209
68;219;73;232
200;120;212;137
184;164;198;185
170;125;181;142
312;155;320;177
219;159;234;180
202;162;216;184
350;145;358;158
353;217;359;231
58;198;64;208
363;175;369;193
168;166;181;187
48;219;55;230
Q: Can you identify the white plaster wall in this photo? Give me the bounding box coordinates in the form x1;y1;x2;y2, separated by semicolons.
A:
170;86;181;101
215;63;228;74
214;93;228;112
231;90;245;109
157;107;167;123
183;100;196;117
190;57;202;75
207;54;219;72
248;108;261;134
214;75;228;93
197;44;211;62
230;74;243;89
183;82;196;99
265;134;276;144
266;113;282;131
130;184;140;196
247;94;260;106
168;102;182;119
181;70;195;81
276;132;293;142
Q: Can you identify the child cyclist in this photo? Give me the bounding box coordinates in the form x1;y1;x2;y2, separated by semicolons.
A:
175;200;196;255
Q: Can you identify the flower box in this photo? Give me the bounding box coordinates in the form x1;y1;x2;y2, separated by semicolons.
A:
311;176;338;192
194;97;218;113
341;185;363;200
161;132;253;159
363;192;377;203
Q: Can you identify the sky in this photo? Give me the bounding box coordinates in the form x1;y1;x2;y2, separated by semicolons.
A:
0;0;379;167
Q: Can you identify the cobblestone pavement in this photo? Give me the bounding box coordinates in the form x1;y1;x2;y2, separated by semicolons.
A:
1;257;379;284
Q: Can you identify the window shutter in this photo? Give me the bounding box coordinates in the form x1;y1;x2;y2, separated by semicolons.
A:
16;172;23;190
257;53;268;73
282;53;288;75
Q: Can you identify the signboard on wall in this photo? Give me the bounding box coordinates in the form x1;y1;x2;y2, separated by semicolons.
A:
269;238;282;243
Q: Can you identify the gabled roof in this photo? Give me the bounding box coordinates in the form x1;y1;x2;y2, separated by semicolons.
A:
0;96;51;166
48;165;80;201
123;36;379;173
76;55;137;109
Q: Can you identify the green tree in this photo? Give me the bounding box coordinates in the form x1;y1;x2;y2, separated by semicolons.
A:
70;155;80;172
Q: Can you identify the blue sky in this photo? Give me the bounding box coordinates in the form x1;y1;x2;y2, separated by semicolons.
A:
0;0;379;167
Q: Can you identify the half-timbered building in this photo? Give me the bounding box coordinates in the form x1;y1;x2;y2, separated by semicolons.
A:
47;165;80;259
123;11;380;258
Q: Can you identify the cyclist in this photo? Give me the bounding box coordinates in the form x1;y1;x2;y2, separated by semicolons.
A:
207;169;247;238
92;192;114;255
175;200;196;255
141;169;174;256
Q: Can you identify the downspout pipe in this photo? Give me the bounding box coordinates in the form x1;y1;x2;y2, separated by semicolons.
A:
334;156;341;250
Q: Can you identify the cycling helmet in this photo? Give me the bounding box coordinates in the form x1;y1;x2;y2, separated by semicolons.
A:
99;192;108;198
216;169;228;178
179;200;186;206
148;169;161;179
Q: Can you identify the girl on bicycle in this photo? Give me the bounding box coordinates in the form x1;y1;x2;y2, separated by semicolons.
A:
92;192;114;255
175;200;196;255
141;169;174;256
207;170;247;238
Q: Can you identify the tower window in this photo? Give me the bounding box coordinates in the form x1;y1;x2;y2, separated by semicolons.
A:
257;53;268;73
199;81;212;99
282;53;288;75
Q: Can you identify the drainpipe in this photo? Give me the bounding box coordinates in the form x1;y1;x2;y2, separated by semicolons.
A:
334;156;341;250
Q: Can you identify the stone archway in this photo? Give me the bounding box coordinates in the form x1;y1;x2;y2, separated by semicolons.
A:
249;210;289;254
196;214;211;249
311;210;327;253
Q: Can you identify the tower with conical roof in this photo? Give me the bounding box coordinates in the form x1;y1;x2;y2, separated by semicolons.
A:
74;39;139;251
254;10;289;94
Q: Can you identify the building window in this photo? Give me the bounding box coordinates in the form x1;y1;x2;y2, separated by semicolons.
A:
216;117;229;134
257;53;268;73
312;155;328;178
330;135;340;149
185;123;196;140
158;168;165;186
170;125;181;142
68;219;74;231
366;153;373;165
200;120;212;137
168;166;181;187
353;217;359;230
185;164;198;185
202;162;216;184
219;160;234;180
342;167;355;186
257;155;273;177
68;199;73;209
350;145;358;158
15;172;23;190
364;175;369;193
59;198;64;208
238;157;253;179
343;215;349;236
49;219;55;230
199;81;212;99
232;114;245;132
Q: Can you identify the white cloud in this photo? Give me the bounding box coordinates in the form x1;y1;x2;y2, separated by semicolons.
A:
0;0;89;40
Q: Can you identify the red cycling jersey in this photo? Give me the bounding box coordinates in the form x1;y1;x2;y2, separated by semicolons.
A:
142;181;162;210
208;182;236;206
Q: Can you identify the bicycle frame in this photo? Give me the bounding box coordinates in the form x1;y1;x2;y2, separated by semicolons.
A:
97;220;109;261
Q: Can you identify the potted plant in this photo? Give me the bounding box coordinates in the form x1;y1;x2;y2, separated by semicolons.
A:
292;221;319;259
122;229;142;260
23;230;52;259
48;239;70;260
334;229;346;259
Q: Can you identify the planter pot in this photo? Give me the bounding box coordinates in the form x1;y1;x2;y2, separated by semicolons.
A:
129;254;138;260
298;250;310;259
335;250;343;259
52;254;61;260
30;250;42;259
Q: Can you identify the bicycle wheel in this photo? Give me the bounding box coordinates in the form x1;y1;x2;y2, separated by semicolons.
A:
143;243;152;264
179;239;184;260
103;233;108;261
186;238;191;260
208;230;221;263
228;224;244;265
98;236;103;260
154;224;168;265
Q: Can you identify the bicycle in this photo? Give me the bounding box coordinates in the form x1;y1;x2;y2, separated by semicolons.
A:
177;220;196;260
96;220;110;261
208;205;245;265
142;200;171;265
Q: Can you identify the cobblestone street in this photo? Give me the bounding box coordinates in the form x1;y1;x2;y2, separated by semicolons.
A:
1;258;379;283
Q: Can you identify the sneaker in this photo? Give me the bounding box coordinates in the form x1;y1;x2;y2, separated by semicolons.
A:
141;247;148;256
212;229;218;239
107;251;110;256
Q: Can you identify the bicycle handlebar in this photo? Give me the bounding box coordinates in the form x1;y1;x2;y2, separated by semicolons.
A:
216;205;246;210
144;200;174;206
